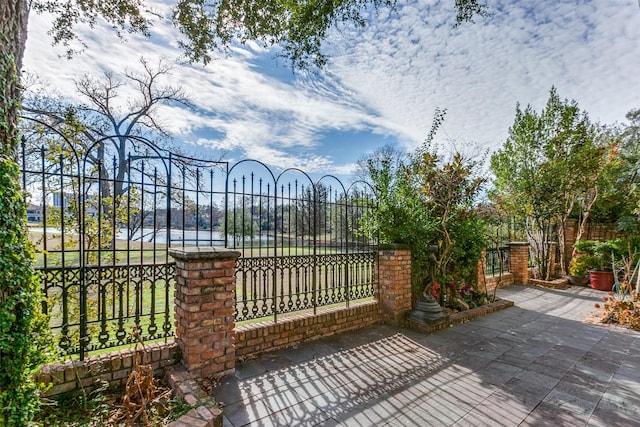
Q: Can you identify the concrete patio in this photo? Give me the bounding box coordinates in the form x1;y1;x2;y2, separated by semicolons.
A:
211;285;640;426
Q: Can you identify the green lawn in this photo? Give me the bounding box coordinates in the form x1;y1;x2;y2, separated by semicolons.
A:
32;230;375;359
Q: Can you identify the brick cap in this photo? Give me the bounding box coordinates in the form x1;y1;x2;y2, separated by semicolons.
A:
169;246;241;261
508;242;530;247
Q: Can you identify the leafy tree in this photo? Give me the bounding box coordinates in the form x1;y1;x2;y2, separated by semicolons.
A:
361;112;488;299
35;0;487;69
355;143;406;185
329;192;373;245
360;144;438;294
227;206;259;246
1;0;485;422
614;109;640;228
410;146;487;289
491;87;613;278
294;184;329;238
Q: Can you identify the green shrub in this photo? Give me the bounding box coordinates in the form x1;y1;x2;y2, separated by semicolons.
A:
574;240;617;271
0;156;52;425
568;254;595;276
360;141;488;300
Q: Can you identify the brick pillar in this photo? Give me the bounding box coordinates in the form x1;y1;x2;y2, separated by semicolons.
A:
169;247;240;379
564;219;578;266
377;244;412;325
477;249;487;290
508;242;530;285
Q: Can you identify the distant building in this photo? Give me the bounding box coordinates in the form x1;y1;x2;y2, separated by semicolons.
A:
51;192;99;217
27;204;43;223
53;192;73;208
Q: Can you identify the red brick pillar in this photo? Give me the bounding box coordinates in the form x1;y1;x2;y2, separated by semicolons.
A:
548;242;558;277
477;249;487;290
564;219;578;267
169;247;240;379
377;244;412;325
508;242;530;285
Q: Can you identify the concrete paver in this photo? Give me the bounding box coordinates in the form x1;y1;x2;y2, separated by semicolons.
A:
211;285;640;426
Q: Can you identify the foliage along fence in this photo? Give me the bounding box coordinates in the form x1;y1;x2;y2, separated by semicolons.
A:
485;247;510;276
20;118;377;360
483;222;518;276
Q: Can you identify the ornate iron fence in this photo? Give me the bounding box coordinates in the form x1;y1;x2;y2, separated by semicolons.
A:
485;246;510;276
20;119;377;359
226;160;377;322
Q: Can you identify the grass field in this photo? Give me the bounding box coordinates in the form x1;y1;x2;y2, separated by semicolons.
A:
31;229;376;359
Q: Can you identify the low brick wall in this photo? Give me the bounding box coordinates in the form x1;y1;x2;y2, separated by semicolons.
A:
165;367;223;427
483;272;514;293
37;342;178;397
236;300;380;359
38;302;381;397
529;277;569;289
37;244;516;398
405;299;514;334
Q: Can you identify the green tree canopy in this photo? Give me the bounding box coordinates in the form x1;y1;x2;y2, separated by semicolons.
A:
34;0;488;68
491;87;613;278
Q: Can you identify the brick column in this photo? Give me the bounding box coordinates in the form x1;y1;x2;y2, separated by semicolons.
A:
477;249;487;290
169;247;240;379
564;219;578;267
377;244;412;325
508;242;530;285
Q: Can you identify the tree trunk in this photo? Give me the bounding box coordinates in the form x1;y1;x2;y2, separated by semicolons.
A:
0;3;50;424
1;0;28;156
574;188;599;245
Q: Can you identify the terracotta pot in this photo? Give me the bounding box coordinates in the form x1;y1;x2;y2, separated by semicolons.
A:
589;270;614;291
567;275;589;287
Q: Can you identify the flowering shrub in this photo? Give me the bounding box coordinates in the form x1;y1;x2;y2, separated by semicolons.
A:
433;279;489;310
456;282;489;308
430;282;441;300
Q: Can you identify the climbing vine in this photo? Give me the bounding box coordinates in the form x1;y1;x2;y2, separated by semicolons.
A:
0;33;52;425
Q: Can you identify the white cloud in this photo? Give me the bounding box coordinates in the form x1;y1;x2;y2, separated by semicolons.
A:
324;0;640;151
22;0;640;177
22;3;382;175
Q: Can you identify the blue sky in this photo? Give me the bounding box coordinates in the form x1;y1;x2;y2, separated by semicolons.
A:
23;0;640;180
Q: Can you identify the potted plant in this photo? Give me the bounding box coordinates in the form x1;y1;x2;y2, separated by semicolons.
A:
573;240;616;291
567;253;591;286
